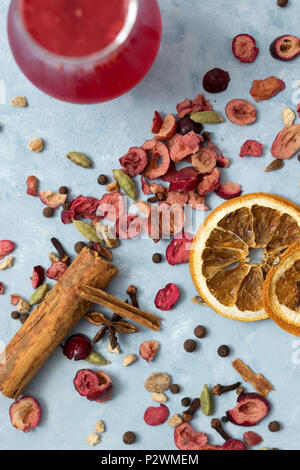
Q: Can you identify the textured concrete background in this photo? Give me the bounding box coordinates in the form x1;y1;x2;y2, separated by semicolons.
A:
0;0;300;450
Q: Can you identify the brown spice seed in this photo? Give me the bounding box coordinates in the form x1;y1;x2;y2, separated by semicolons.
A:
123;431;136;445
152;253;162;264
194;325;206;338
74;241;86;254
182;413;192;422
277;0;288;7
98;174;108;185
221;416;228;423
170;384;180;394
43;207;54;218
184;339;197;353
264;159;284;172
11;311;20;320
181;397;191;407
217;345;230;357
59;186;68;195
20;313;29;324
269;421;280;432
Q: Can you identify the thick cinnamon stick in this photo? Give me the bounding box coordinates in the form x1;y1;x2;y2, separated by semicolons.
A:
78;285;162;331
0;248;118;399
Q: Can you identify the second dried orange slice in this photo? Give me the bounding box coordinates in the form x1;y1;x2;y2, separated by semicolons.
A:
190;193;300;321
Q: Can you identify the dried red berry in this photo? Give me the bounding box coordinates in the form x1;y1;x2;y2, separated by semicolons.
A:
155;283;180;311
139;340;159;363
170;132;203;163
192;147;217;174
97;193;125;222
203;68;231;94
0;240;15;260
197;168;221;196
73;369;113;402
232;34;259;63
151;111;163;134
9;396;41;433
10;294;21;305
26;175;39;197
143;141;171;180
240;140;263;157
166;232;193;266
46;261;68;281
119;147;148;177
215;181;242;200
226;393;270;426
144;404;170;426
69;195;100;220
39;190;67;209
270;35;300;61
30;265;45;289
155;114;178;141
271;124;300;159
115;214;141;239
222;439;247;450
62;334;92;361
141;176;152;195
176;94;212;118
243;431;263;447
169;169;199;193
0;282;4;295
174;423;209;450
226;99;257;126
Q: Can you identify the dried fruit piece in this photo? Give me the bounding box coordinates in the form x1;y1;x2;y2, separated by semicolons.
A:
144;404;170;426
215;181;242;200
46;261;68;280
178;116;203;135
240;140;263;158
270;35;300;61
0;240;15;260
139;340;159;363
141;176;152;195
73;369;113;402
198;168;221;196
232;358;274;397
155;283;180;310
143;141;171;179
86;433;100;446
9;396;41;432
174;423;209;450
27;137;43;152
155;114;177;140
26;175;38;197
151;110;163;133
169;132;203;162
232;34;259;63
94;421;105;433
264;159;284;172
222;439;247;450
10;96;27;107
0;283;4;295
115;214;141;239
119;147;148;177
39;190;67;209
176;93;212;118
225;99;257;126
157;202;185;236
169;414;183;427
166;191;188;207
66;151;92;168
243;431;263;447
187;191;209;211
69;195;100;220
226;393;270;426
166;232;193;266
30;265;45;289
152;392;168;403
282;107;296;127
192;147;217;173
190;111;224;124
11;294;21;305
271;124;300;159
203;68;230;93
0;257;14;270
168;168;199;193
97;192;125;222
123;354;137;367
145;373;171;392
62;334;92;361
250;76;285;102
207;142;230;168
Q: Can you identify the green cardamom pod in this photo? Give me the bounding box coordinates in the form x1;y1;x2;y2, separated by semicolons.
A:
200;384;214;416
73;220;102;242
190;111;225;124
85;350;110;366
66;152;92;168
113;169;138;201
30;283;50;306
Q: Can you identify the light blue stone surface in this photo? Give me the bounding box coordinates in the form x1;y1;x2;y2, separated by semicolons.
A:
0;0;300;450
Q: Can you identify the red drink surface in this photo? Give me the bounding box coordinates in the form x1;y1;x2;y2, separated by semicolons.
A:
22;0;128;57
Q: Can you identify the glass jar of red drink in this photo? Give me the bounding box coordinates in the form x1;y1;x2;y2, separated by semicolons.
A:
7;0;162;104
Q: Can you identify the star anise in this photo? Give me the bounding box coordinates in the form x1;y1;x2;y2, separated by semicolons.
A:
84;311;139;349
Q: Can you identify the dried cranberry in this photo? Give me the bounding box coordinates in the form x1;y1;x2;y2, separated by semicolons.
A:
270;35;300;61
9;396;41;433
243;431;263;447
155;114;178;141
62;334;92;361
115;214;141;239
26;175;39;197
176;94;212;118
215;181;242;200
119;147;148;177
178;116;203;135
141;176;152;195
240;140;263;157
143;141;171;180
151;111;163;134
226;393;270;426
144;404;170;426
0;240;15;260
69;195;100;219
30;265;45;289
170;132;203;162
226;99;257;126
166;232;193;266
198;168;221;196
203;68;231;94
155;283;180;311
174;423;208;450
232;34;259;63
73;369;113;402
192;148;217;174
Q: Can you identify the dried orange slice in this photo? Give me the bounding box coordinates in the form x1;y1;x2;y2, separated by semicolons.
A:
190;193;300;321
264;241;300;335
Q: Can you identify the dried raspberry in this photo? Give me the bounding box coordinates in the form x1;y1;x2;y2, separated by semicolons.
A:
240;140;263;157
243;431;263;447
203;68;230;93
151;111;163;134
166;233;193;266
30;265;45;289
215;181;242;200
139;340;159;363
144;404;170;426
119;147;148;177
0;240;15;260
46;262;68;281
155;283;180;311
26;175;39;197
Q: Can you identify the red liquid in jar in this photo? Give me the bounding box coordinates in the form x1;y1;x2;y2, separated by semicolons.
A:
8;0;162;103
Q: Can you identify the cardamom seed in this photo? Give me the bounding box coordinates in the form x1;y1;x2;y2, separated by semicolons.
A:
200;384;214;416
66;152;92;168
113;169;138;201
30;283;50;306
85;350;110;366
73;220;102;242
190;111;225;124
264;159;284;172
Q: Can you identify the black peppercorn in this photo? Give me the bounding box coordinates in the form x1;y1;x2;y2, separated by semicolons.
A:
217;345;230;357
11;311;20;320
181;397;191;407
184;339;197;353
152;253;162;264
43;207;54;218
194;325;206;338
98;174;108;185
123;431;136;445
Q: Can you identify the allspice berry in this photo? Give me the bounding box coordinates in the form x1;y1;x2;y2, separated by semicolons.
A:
268;421;280;432
98;174;108;185
277;0;288;7
152;253;162;264
170;384;180;394
194;325;206;338
43;207;54;218
184;339;197;353
181;397;191;407
217;345;230;357
123;431;136;445
59;186;68;194
11;311;20;320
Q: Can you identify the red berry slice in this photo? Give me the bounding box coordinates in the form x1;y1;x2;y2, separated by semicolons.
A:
119;147;148;177
30;265;45;289
151;111;163;134
198;168;221;196
226;393;270;426
232;34;259;63
225;99;257;126
243;431;263;447
166;232;193;266
144;404;170;426
192;148;217;174
215;181;242;200
270;35;300;61
155;114;178;141
174;423;208;450
115;214;141;239
222;439;247;450
240;140;263;157
9;396;41;433
0;240;15;260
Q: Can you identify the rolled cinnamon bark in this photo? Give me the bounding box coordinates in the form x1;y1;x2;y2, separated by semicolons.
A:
0;248;118;399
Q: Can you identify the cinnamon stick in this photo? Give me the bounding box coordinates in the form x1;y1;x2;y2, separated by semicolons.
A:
78;285;162;331
0;248;118;399
232;358;274;397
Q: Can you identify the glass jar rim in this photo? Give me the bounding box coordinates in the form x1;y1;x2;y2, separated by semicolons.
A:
15;0;138;64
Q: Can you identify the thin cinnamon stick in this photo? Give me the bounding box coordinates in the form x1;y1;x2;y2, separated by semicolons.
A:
232;358;274;397
78;285;162;331
0;248;118;399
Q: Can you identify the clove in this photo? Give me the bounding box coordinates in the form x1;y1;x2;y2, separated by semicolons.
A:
212;381;241;396
182;398;200;421
211;418;232;441
127;285;139;308
51;237;70;264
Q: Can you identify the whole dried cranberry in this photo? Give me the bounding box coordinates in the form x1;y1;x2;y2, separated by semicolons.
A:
203;68;231;94
178;116;203;135
62;334;92;361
